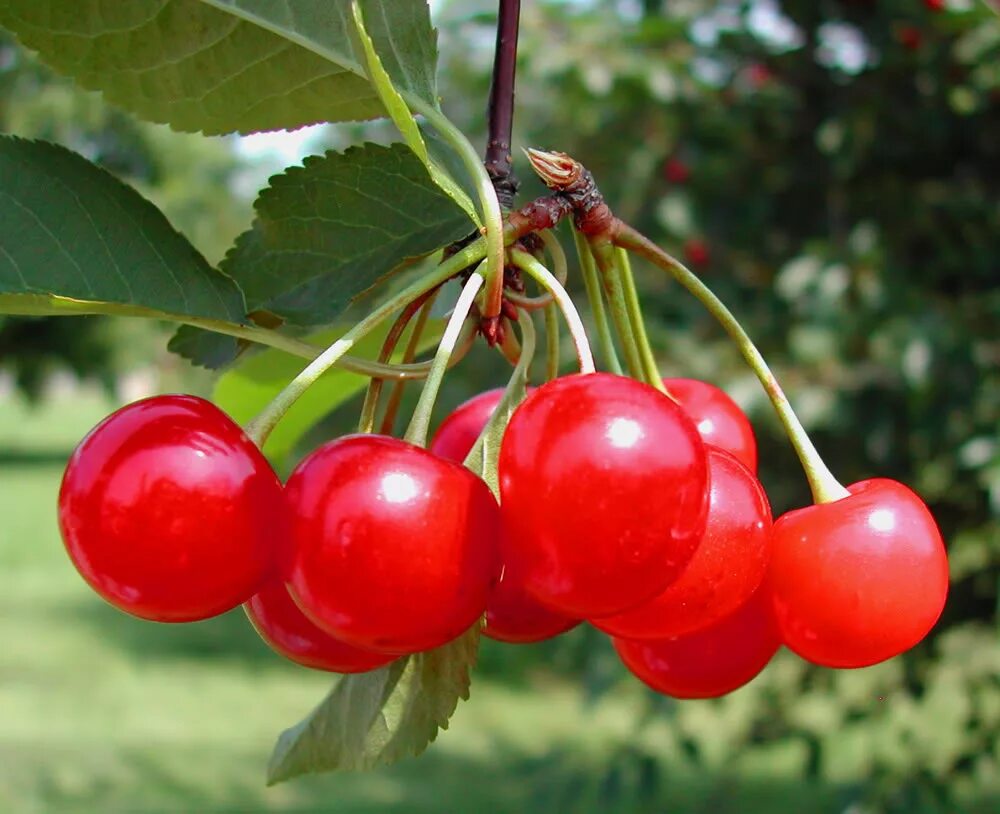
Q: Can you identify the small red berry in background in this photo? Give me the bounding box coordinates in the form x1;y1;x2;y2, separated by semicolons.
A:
246;582;395;673
663;157;690;184
58;395;284;623
286;434;501;656
768;478;949;669
594;447;772;640
663;378;757;472
924;0;946;12
613;588;781;699
898;25;923;52
746;63;773;89
684;238;711;268
499;373;709;619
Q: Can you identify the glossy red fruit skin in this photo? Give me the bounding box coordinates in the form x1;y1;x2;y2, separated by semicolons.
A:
484;565;580;644
58;395;283;623
286;434;501;656
245;581;394;673
499;373;709;618
663;378;757;472
613;588;781;699
595;447;772;640
768;479;949;669
430;388;506;463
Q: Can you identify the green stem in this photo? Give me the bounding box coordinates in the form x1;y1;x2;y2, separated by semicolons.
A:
573;229;622;375
508;248;596;374
615;223;850;504
506;230;568;311
404;272;485;447
587;237;644;380
244;240;487;447
412;99;506;324
614;248;667;394
544;303;560;380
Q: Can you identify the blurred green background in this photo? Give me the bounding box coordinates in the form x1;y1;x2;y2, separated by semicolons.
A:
1;1;997;812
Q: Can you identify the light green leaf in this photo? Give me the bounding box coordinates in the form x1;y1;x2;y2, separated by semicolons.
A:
0;0;439;135
267;625;480;783
0;137;244;322
221;142;474;326
350;1;479;224
213;319;444;464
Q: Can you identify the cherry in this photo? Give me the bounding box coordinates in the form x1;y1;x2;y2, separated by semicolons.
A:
768;479;949;669
245;581;394;673
663;157;690;185
684;238;711;268
663;378;758;472
594;447;772;640
485;564;580;644
430;387;507;463
58;395;283;623
499;373;709;618
613;588;780;699
285;434;501;655
924;0;945;11
898;25;923;52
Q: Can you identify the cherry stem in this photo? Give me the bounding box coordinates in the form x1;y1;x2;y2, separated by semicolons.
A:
244;240;487;448
544;303;560;380
497;318;522;365
484;0;521;210
410;100;505;325
508;247;596;374
506;229;567;310
404;272;486;448
613;247;669;395
614;223;850;504
573;229;623;375
379;296;441;436
586;237;644;381
358;287;441;434
464;308;536;495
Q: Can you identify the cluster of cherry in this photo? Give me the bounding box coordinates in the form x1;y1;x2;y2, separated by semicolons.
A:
57;372;948;700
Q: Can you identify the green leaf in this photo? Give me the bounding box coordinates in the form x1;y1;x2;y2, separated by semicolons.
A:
0;137;244;322
267;624;480;784
222;143;474;326
0;0;440;135
212;319;443;465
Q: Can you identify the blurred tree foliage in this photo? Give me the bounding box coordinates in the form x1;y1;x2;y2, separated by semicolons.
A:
0;34;247;397
432;1;999;811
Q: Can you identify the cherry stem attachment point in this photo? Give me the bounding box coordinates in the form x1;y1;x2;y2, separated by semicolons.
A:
404;272;486;448
614;222;850;504
243;240;488;449
509;247;596;374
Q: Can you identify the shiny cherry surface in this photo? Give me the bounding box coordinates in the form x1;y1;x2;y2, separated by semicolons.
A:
245;581;394;673
595;447;772;640
662;378;757;472
614;588;781;699
768;478;949;668
58;395;283;622
286;434;501;655
499;373;709;618
484;563;580;644
430;388;506;463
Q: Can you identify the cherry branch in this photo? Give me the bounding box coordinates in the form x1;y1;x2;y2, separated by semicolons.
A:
484;0;522;210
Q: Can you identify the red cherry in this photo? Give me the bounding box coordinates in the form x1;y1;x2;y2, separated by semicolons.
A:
485;564;580;644
768;479;949;668
430;388;506;463
613;588;780;699
663;157;690;185
662;378;757;472
58;395;283;622
924;0;945;11
499;373;709;618
595;447;772;640
898;25;923;52
684;238;711;268
746;62;773;89
286;434;501;655
246;581;395;673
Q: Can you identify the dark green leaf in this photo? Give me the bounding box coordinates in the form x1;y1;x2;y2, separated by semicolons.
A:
0;137;244;322
267;624;480;783
0;0;440;135
223;142;473;326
